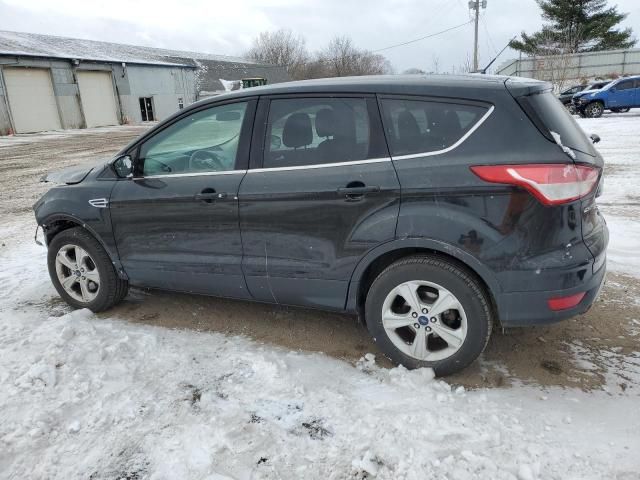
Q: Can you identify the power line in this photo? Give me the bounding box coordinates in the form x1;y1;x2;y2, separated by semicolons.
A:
232;21;475;71
481;13;498;55
372;20;474;53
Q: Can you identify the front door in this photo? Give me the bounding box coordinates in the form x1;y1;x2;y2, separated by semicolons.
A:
609;79;635;108
238;96;400;309
110;99;255;298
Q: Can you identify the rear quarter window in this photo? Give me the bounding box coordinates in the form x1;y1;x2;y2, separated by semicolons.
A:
380;98;489;157
517;92;595;156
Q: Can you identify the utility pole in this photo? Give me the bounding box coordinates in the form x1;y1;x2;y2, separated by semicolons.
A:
469;0;487;71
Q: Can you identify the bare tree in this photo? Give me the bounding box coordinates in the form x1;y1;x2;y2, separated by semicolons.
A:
245;29;309;80
431;55;440;74
531;28;584;91
452;53;473;74
312;36;392;78
403;67;426;74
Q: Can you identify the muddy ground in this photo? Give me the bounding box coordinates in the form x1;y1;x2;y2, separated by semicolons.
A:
1;125;638;392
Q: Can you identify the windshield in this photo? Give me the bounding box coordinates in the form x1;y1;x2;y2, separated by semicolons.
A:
518;92;596;156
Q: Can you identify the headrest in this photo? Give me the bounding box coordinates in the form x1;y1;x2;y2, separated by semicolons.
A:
397;110;421;139
315;108;335;137
282;112;313;148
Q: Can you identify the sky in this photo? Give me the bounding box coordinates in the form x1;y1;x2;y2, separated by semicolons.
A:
1;0;639;73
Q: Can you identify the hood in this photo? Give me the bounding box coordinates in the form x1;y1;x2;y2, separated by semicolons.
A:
41;159;108;184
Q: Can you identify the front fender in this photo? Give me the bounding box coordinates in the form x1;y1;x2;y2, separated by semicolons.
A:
34;182;126;279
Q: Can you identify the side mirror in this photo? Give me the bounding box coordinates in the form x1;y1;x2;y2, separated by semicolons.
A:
271;135;282;149
590;134;601;144
609;87;616;93
113;155;133;178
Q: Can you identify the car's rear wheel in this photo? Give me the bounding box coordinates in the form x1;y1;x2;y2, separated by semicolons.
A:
48;227;128;312
364;256;492;376
611;107;630;113
585;102;604;118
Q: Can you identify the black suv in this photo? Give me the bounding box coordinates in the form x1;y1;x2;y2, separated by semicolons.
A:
34;75;608;375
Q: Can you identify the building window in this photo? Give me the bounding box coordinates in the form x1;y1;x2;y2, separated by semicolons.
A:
139;97;155;122
178;97;184;110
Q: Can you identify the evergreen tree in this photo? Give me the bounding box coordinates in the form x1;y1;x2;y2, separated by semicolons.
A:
510;0;635;55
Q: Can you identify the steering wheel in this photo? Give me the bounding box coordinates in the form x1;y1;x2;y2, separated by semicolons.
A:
189;149;227;172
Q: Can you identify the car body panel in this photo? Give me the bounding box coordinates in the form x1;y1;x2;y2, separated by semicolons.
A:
109;172;251;298
238;95;400;309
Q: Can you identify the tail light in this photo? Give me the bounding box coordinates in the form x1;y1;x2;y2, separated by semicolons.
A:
470;164;600;206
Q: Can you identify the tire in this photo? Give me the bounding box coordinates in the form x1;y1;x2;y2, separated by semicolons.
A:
364;255;493;376
585;102;604;118
617;107;631;113
47;227;129;312
610;108;621;113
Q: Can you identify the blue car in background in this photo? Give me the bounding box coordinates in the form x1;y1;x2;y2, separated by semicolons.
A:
573;75;640;117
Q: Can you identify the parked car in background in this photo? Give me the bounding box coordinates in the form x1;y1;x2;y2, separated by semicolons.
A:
33;75;608;376
557;84;589;106
558;82;609;113
573;76;640;117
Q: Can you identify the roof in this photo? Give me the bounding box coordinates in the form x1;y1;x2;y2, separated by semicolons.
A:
0;30;258;67
0;30;290;91
194;73;545;102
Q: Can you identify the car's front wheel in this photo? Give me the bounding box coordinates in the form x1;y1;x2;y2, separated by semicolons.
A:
365;256;493;376
585;102;604;118
48;227;128;312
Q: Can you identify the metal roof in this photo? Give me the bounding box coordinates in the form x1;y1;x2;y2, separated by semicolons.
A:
0;30;258;67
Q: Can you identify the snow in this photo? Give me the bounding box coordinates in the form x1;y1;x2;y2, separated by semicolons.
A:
575;112;640;277
1;112;640;479
549;130;576;160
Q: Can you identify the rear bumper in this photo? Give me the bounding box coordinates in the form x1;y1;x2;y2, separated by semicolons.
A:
496;259;606;327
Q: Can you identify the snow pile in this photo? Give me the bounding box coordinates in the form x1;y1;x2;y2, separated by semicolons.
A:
1;304;639;479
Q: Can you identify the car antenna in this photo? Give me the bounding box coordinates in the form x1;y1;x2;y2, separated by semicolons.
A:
478;35;517;74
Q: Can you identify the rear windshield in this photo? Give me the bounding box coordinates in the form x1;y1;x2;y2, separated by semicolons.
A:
518;92;595;156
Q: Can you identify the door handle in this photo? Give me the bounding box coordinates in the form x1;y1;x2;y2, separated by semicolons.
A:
337;185;380;199
195;189;227;202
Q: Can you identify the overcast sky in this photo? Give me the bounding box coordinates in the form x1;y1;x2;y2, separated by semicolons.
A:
1;0;639;73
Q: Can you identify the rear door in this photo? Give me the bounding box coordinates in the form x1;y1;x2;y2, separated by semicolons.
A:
110;99;255;298
238;95;400;309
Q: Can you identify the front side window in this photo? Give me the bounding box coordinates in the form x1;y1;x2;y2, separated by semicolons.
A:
264;97;371;169
616;80;634;91
380;98;488;157
140;102;248;176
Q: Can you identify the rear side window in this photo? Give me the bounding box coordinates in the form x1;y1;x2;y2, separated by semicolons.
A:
518;92;595;156
380;98;488;157
264;97;372;169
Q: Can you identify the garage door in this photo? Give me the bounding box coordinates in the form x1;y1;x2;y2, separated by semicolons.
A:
77;71;119;128
3;68;61;133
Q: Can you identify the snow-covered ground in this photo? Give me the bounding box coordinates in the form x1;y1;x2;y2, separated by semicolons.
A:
576;112;640;277
1;114;640;479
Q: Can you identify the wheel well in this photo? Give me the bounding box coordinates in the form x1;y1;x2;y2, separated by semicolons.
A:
356;247;498;324
43;218;83;244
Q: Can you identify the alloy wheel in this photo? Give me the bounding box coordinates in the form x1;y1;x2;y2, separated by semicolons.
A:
381;280;467;362
587;103;603;118
55;244;101;303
